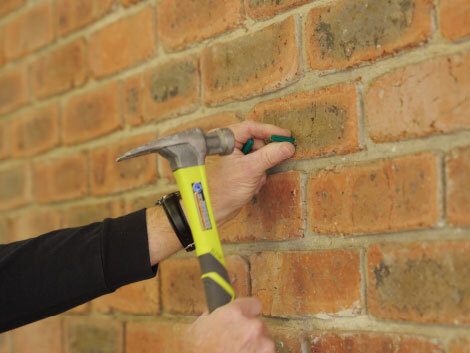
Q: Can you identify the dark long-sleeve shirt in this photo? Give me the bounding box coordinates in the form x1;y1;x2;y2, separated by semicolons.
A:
0;209;157;332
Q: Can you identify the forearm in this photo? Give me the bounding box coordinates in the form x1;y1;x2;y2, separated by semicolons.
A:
146;205;182;266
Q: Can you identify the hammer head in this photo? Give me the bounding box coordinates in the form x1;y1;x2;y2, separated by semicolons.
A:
116;128;235;171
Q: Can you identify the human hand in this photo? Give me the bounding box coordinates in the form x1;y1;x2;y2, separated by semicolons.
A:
207;120;295;226
184;297;274;353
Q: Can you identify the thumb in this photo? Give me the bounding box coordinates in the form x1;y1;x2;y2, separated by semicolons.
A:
229;297;263;318
248;142;295;173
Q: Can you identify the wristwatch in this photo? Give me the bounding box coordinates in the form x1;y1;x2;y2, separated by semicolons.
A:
156;192;195;252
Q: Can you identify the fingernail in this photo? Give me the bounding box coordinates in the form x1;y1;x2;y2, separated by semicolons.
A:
281;143;295;158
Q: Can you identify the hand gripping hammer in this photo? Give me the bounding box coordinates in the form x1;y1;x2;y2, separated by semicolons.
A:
117;128;235;312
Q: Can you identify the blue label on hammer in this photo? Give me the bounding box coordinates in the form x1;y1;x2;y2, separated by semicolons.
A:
192;182;212;231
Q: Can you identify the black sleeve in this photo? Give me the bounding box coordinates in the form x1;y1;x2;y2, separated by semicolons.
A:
0;208;157;332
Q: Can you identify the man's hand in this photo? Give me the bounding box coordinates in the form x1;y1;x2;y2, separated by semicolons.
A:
184;297;275;353
207;120;295;226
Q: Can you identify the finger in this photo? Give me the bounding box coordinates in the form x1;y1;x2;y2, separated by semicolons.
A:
247;142;295;173
251;138;266;151
252;337;276;353
229;297;262;318
230;121;291;143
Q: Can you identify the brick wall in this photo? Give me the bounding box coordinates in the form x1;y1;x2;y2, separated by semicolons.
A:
0;0;469;352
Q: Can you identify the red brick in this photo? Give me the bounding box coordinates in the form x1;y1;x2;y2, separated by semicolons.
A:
126;321;188;353
246;0;312;19
0;0;25;17
93;278;159;315
157;0;244;50
0;120;10;160
120;0;143;7
12;317;62;353
9;209;61;242
0;65;29;116
308;153;439;235
201;17;300;105
0;333;10;353
4;1;55;60
248;84;360;159
0;164;30;211
368;240;470;324
267;325;305;353
0;217;10;244
440;0;470;41
65;318;123;353
447;146;470;226
56;0;114;36
220;171;303;242
160;255;250;314
11;103;59;157
32;39;88;99
67;303;91;315
310;332;443;353
366;52;470;142
158;113;242;182
0;28;5;67
89;133;157;196
450;338;470;353
140;56;199;122
88;7;157;78
33;153;88;203
125;192;165;213
62;82;122;145
251;251;361;316
305;0;433;71
63;200;124;228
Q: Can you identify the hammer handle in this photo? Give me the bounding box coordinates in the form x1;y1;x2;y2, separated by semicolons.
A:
173;165;235;312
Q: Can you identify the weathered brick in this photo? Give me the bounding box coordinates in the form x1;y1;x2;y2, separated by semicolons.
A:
305;0;433;70
0;28;5;67
88;7;157;78
157;0;244;50
368;240;470;324
267;325;305;353
447;146;470;226
11;103;59;157
246;0;312;19
122;74;143;126
89;133;157;196
220;171;303;242
125;192;165;213
4;1;55;60
140;56;199;122
65;318;123;353
440;0;470;41
0;217;10;244
126;321;188;353
308;153;439;235
0;0;25;18
56;0;114;36
248;84;360;159
0;120;10;160
34;153;88;203
0;65;29;116
160;255;250;314
310;332;444;353
12;317;62;353
159;113;242;182
450;338;470;353
93;278;159;315
9;209;61;242
0;164;30;211
251;251;361;316
32;39;88;99
366;52;470;142
67;303;91;315
201;17;300;105
62;82;122;145
63;200;124;228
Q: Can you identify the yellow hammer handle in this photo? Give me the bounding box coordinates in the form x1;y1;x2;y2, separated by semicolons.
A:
174;165;235;312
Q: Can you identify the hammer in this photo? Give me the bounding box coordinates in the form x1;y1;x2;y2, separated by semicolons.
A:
117;128;235;312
